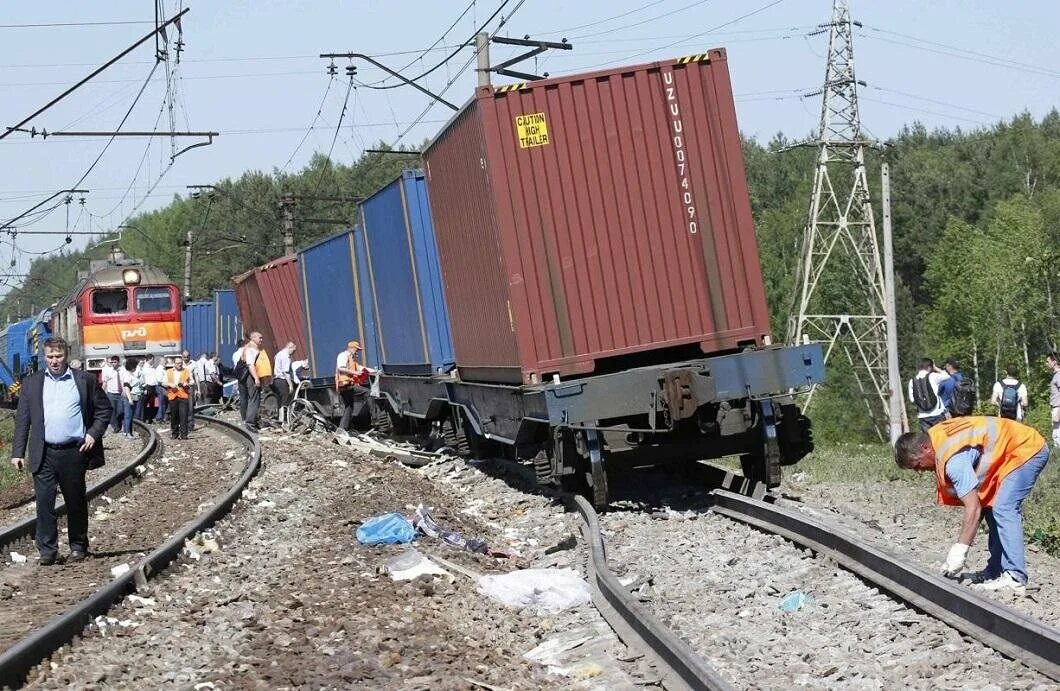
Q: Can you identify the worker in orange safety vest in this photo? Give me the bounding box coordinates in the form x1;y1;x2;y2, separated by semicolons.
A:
163;356;192;441
894;416;1049;595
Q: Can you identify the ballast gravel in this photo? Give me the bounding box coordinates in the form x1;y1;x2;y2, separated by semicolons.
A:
599;484;1055;689
27;428;652;689
781;471;1060;623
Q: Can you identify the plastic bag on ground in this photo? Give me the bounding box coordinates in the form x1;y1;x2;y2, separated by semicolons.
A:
477;568;591;614
356;513;417;545
385;548;452;581
779;591;813;612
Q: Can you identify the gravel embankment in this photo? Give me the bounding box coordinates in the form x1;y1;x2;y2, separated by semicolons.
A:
598;495;1054;689
27;429;653;689
781;472;1060;623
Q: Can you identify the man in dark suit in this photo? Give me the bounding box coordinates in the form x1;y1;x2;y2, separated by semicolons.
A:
10;337;112;565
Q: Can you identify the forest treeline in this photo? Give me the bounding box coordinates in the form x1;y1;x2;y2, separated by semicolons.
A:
2;112;1058;442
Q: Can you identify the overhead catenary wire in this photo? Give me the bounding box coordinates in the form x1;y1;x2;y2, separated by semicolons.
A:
356;0;513;90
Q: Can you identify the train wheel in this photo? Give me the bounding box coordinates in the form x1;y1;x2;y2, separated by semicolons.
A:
370;400;391;434
287;400;317;435
441;412;470;455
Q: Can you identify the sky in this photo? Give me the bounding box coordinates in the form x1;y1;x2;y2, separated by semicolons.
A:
0;0;1056;293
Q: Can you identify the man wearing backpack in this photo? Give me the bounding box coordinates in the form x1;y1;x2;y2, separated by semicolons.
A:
991;366;1028;422
938;358;964;415
908;358;950;432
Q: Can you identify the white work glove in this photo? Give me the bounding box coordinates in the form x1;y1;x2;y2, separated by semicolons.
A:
942;543;969;577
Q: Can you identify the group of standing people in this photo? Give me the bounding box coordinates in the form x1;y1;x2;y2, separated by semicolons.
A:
907;355;1056;433
229;332;370;435
99;350;221;441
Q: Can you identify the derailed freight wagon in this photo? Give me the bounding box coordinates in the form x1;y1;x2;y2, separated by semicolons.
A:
297;226;380;420
376;50;824;507
358;170;457;432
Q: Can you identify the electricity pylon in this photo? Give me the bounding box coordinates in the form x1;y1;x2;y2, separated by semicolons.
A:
788;0;901;440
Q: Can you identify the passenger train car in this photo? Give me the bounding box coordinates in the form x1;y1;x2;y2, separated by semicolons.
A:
50;248;181;371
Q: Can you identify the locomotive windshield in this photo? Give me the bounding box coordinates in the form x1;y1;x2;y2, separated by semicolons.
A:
136;287;172;313
91;289;128;314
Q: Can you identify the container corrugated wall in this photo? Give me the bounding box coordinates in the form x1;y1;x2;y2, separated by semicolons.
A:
299;228;374;376
181;301;215;358
359;170;454;375
233;268;274;355
424;49;771;384
255;255;306;357
214;289;242;365
352;226;381;370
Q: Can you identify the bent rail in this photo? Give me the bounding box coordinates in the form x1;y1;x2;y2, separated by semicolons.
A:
0;415;261;688
711;489;1060;681
572;494;732;691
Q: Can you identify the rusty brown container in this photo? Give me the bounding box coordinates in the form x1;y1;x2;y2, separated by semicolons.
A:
232;255;306;357
424;49;771;385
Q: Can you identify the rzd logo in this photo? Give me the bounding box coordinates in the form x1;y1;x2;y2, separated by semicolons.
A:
121;326;147;340
662;69;698;236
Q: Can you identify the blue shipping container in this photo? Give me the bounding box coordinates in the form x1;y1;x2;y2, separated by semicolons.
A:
215;289;243;366
0;312;49;385
359;169;454;375
182;301;215;359
298;227;378;377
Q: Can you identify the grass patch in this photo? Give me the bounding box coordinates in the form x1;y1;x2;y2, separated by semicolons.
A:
792;441;1060;556
0;414;15;492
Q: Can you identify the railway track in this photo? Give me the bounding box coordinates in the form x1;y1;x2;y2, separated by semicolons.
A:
345;431;1060;687
0;416;261;688
710;489;1060;681
0;422;157;552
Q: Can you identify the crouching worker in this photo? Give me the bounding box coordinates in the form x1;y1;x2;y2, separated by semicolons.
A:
894;417;1050;595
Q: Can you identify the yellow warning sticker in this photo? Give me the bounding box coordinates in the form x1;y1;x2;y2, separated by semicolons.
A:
515;112;550;148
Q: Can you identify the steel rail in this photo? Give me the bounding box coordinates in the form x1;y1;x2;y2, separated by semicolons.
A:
710;489;1060;681
0;415;261;688
571;494;732;691
0;419;159;551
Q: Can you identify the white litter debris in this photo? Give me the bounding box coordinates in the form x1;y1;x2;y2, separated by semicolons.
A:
127;595;157;607
256;500;276;509
111;563;131;578
477;568;591;614
10;551;26;564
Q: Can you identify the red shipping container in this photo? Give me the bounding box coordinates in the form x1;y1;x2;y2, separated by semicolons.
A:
424;49;771;385
232;255;306;358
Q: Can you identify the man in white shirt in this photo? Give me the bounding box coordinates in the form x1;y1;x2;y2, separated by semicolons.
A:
100;355;123;433
272;342;296;421
908;357;950;432
141;355;160;423
192;353;209;398
991;365;1029;422
152;357;169;424
203;352;220;403
1048;351;1060;449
